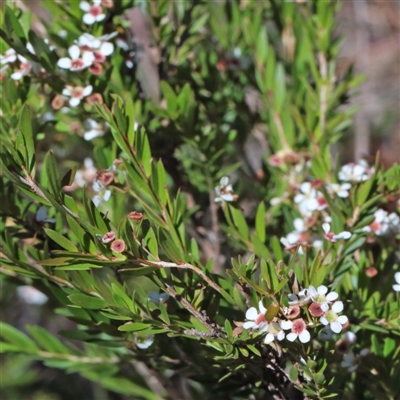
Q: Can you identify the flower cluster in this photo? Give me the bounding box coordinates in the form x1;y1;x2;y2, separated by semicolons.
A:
242;285;348;345
338;160;374;182
362;208;400;237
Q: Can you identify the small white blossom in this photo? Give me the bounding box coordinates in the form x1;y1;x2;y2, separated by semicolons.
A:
58;45;95;71
243;300;268;332
362;209;400;236
80;0;106;25
294;182;327;216
264;321;286;344
338;160;374;182
281;318;310;343
62;85;93;107
320;307;348;333
393;272;400;292
0;48;17;64
10;55;32;80
322;223;351;242
308;285;339;312
92;180;111;206
84;119;106;141
215;176;237;203
340;351;359;372
326;182;351;198
288;288;311;306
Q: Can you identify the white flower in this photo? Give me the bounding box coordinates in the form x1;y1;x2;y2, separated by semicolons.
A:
320;307;348;334
341;351;359;372
338;161;373;182
326;183;351;198
264;321;286;344
92;180;111;206
17;286;48;305
57;45;95;71
84;119;106;141
280;218;309;254
0;48;17;64
308;285;339;312
10;55;32;80
74;158;97;187
76;33;115;63
80;0;106;25
362;209;400;236
243;300;268;332
393;272;400;292
281;318;311;343
288;288;311;306
215;176;237;203
294;182;327;216
134;334;154;349
62;85;93;107
148;291;169;304
322;223;351;242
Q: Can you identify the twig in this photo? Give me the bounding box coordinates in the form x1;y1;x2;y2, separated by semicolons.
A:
39;351;119;364
163;283;216;333
318;51;328;136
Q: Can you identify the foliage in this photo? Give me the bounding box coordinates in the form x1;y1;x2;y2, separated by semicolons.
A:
0;1;399;399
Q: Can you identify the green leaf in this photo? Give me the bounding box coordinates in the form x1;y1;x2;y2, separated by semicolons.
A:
160;81;177;116
61;167;77;188
18;105;35;172
255;202;266;242
44;229;78;252
0;322;39;353
26;325;69;354
68;293;107;310
43;151;61;198
4;6;26;39
224;319;233;340
118;322;151;332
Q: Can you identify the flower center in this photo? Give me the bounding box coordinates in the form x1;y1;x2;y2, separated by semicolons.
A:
71;87;84;98
291;318;306;334
90;5;103;16
71;59;85;69
255;313;265;325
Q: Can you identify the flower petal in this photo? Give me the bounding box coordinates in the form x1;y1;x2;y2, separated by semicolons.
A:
331;301;343;313
286;333;297;342
83;85;93;96
245;307;258;320
279;320;292;330
337;315;348;325
80;1;91;11
84;129;100;141
83;13;96;25
298;330;310;343
11;71;23;80
100;42;114;56
96;14;106;22
258;300;267;315
330;321;342;333
68;45;80;60
319;316;329;326
69;97;81;107
242;321;255;329
326;291;338;301
264;333;274;344
317;285;328;295
322;223;330;234
57;58;72;69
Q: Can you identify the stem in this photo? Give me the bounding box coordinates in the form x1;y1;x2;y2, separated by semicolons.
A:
318;51;328;137
162;283;216;333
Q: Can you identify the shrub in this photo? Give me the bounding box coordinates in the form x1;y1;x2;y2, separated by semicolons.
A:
0;1;399;399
